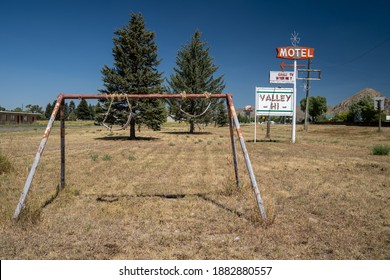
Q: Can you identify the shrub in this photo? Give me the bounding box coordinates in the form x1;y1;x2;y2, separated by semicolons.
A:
371;145;390;156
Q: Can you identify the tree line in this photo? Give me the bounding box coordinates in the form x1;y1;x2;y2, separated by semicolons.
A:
0;100;100;121
43;99;101;121
300;95;385;123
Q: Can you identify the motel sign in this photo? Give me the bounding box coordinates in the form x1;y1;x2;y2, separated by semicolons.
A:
276;46;314;60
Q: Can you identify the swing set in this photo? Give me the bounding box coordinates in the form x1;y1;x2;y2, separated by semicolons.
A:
13;93;267;222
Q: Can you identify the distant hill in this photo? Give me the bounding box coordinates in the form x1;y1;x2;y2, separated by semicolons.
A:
329;88;390;115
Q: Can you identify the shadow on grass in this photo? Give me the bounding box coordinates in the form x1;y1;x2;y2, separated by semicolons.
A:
161;131;212;135
247;139;282;143
94;136;160;141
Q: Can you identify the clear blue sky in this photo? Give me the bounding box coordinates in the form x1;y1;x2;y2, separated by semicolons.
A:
1;0;389;110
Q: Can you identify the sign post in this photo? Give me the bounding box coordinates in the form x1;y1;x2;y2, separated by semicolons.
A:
292;59;297;143
374;97;385;132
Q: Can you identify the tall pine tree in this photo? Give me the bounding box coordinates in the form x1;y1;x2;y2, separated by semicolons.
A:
168;30;226;133
99;12;166;139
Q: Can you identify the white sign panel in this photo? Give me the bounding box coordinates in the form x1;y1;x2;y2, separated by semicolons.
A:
374;97;385;110
255;87;293;116
269;71;294;84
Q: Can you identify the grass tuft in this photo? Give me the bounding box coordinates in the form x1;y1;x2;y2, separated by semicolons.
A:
371;144;390;155
103;154;112;161
90;153;99;161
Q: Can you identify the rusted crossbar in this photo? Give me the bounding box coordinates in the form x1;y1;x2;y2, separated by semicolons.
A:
13;93;266;222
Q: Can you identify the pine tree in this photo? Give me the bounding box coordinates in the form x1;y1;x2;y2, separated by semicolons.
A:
168;30;225;133
99;12;166;139
76;99;91;120
50;100;60;120
69;100;76;114
45;102;53;119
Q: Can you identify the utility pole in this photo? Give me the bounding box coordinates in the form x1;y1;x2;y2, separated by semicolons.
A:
304;59;311;131
377;99;382;132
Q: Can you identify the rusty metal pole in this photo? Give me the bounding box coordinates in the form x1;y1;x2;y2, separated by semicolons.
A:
226;97;240;188
60;99;65;189
13;94;64;220
226;94;267;221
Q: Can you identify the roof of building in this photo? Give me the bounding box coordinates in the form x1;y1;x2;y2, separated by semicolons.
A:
0;111;41;116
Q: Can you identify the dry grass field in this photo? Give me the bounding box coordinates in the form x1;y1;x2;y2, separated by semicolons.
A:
0;121;389;259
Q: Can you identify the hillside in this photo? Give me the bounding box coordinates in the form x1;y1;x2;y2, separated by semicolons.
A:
329;88;390;115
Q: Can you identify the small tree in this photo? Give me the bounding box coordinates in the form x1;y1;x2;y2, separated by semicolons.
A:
348;96;377;122
213;101;228;127
76;99;91;120
168;30;225;133
44;103;53;119
69;100;76;114
25;104;43;114
300;96;327;123
99;12;166;139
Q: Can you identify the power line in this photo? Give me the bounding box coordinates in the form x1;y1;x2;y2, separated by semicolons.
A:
323;36;390;69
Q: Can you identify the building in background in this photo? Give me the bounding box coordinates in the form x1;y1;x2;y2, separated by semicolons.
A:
0;111;41;125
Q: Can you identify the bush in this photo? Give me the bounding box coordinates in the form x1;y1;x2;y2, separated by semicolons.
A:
0;151;13;174
371;145;390;156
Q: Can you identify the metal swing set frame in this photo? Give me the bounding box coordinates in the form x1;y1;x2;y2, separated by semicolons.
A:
13;93;267;222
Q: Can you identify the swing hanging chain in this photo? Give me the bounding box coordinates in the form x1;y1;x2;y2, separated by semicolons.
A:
101;94;133;131
178;91;213;118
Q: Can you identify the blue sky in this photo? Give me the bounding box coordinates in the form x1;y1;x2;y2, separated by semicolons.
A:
1;0;389;110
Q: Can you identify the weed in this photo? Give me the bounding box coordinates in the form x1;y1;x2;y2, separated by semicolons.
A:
128;154;136;161
90;154;99;161
103;154;112;161
372;145;390;155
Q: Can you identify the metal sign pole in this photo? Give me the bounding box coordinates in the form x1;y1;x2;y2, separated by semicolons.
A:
292;59;297;143
254;92;257;143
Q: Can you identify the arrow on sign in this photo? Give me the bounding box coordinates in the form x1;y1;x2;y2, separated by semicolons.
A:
280;61;285;71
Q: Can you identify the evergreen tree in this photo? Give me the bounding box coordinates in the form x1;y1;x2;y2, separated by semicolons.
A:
99;12;166;139
45;100;61;120
88;104;96;119
69;100;76;114
168;30;225;133
213;101;228;126
44;103;53;119
76;99;91;120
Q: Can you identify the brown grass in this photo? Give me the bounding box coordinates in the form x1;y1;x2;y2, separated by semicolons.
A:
0;122;389;259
